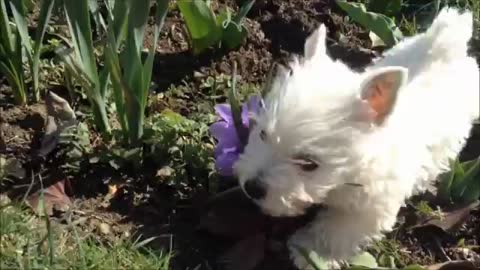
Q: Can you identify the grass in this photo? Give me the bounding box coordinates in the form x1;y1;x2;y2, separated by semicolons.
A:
0;203;171;269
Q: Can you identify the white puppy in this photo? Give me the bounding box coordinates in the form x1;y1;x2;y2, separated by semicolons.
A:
234;7;479;269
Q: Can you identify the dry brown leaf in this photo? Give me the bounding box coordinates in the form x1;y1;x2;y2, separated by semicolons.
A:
26;179;72;216
410;201;479;233
36;91;76;158
425;260;477;270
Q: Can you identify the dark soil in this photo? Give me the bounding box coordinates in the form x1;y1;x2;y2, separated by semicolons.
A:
1;0;479;269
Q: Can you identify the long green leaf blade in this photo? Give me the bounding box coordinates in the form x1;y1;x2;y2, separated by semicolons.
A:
63;0;98;83
177;0;221;54
0;0;14;51
63;0;110;133
10;0;33;55
31;0;55;101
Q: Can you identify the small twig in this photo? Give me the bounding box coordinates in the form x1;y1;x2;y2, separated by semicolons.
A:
432;235;451;261
21;170;36;206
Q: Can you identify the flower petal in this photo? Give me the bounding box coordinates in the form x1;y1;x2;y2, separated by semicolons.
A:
241;95;262;126
210;121;240;142
209;121;230;139
215;151;240;176
214;104;233;124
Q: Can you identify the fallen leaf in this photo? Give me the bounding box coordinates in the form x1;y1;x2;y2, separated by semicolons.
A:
45;90;76;123
424;260;476;270
219;233;266;270
36;91;77;158
26;179;72;216
410;201;479;233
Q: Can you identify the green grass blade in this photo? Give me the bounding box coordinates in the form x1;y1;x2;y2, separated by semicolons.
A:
233;0;254;23
457;158;480;202
128;0;149;52
143;0;169;106
0;0;14;51
121;35;144;142
13;28;27;105
63;0;110;134
105;24;129;137
31;0;55;101
110;0;130;48
121;0;151;142
9;0;32;54
0;59;26;105
8;0;30;104
63;0;98;83
89;0;107;36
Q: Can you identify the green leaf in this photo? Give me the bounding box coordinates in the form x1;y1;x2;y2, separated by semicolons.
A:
293;245;329;270
368;0;402;17
222;22;248;49
456;158;480;203
9;0;33;55
105;0;169;144
3;0;28;105
233;0;254;24
110;0;130;48
335;0;403;47
438;159;458;203
9;0;53;103
63;0;110;134
0;0;14;52
63;0;98;83
450;159;468;201
88;0;107;36
348;252;378;268
177;0;221;54
220;0;253;49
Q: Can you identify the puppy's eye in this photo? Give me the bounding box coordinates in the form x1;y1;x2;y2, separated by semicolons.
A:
292;156;319;172
260;130;267;141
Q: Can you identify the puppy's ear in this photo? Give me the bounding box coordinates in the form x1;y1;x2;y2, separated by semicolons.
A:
358;67;408;125
304;24;327;60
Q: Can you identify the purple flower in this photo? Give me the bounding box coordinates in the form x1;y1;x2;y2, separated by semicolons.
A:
210;95;262;176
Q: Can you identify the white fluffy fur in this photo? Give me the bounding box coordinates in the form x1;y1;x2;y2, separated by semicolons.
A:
234;8;479;269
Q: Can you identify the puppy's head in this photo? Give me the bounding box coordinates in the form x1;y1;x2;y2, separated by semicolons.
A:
234;25;408;217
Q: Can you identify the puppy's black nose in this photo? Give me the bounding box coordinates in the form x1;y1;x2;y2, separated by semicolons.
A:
243;179;266;200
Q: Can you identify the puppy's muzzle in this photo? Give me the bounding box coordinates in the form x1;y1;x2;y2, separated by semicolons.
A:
243;178;267;200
